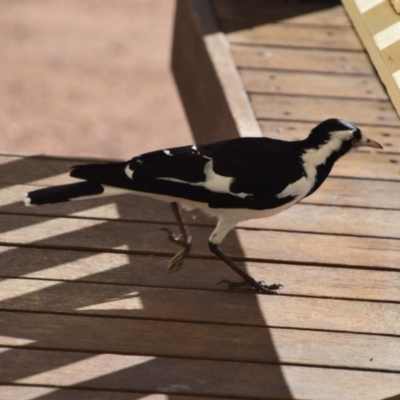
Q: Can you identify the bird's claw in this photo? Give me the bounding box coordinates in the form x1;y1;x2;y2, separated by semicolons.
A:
218;279;283;295
160;227;184;245
161;227;191;273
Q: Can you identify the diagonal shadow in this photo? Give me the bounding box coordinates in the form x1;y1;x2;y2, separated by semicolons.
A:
0;155;289;398
211;0;343;33
0;1;346;397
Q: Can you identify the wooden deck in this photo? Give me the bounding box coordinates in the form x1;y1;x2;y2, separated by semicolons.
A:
1;0;400;399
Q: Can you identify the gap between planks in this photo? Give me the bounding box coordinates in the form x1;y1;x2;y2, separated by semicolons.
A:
0;384;229;400
1;277;400;335
0;245;399;302
0;310;400;371
1;347;400;400
1;214;399;269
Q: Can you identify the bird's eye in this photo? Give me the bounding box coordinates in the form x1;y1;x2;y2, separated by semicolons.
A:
351;139;358;145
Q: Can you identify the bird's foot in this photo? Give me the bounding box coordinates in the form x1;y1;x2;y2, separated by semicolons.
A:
161;227;185;246
161;228;192;273
218;279;283;295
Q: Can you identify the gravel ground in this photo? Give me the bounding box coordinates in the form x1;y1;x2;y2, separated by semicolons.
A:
0;0;192;159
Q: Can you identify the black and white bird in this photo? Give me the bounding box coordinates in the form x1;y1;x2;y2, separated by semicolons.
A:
25;119;382;294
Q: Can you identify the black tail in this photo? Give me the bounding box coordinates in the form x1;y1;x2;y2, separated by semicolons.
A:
70;162;132;188
25;181;104;206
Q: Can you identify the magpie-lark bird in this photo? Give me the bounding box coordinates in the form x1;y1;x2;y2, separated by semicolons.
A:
25;119;382;294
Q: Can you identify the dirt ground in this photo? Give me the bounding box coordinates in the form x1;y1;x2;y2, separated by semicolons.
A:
0;0;192;159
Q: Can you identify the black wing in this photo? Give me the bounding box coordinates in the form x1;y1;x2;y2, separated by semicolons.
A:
70;137;305;210
199;137;305;195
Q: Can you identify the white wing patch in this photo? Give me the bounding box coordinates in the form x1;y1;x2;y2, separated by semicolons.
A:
202;160;249;198
125;164;134;179
158;160;249;198
203;160;233;194
277;176;309;199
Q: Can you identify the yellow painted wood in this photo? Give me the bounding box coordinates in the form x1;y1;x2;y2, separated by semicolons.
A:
342;0;400;118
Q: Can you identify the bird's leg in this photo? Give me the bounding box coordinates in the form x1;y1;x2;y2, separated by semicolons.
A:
209;217;282;295
161;202;192;272
209;243;282;295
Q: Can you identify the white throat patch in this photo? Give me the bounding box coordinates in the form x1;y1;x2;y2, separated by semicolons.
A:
302;129;353;169
277;129;353;202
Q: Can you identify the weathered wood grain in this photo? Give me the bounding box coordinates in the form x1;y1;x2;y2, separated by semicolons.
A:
3;179;400;232
0;386;219;400
239;203;400;239
302;176;400;209
231;44;375;74
2;2;400;398
2;180;400;237
1;245;399;301
1;278;399;334
1;214;399;270
224;23;363;51
1;348;400;400
3;184;400;241
329;151;400;180
2;311;400;370
0;155;74;186
251;93;400;127
240;69;387;100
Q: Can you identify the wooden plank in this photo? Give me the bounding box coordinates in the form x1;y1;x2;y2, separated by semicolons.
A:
329;151;400;181
2;311;400;371
240;69;387;100
251;93;400;127
1;214;400;270
1;278;400;334
0;386;218;400
3;180;400;236
212;0;350;27
1;213;400;270
1;347;400;399
259;120;400;150
223;23;363;51
238;203;400;239
231;44;375;74
1;245;400;301
4;181;400;241
230;227;400;270
302;176;400;209
342;0;400;119
0;154;74;186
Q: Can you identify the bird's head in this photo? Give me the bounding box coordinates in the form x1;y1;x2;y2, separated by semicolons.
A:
304;119;382;157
